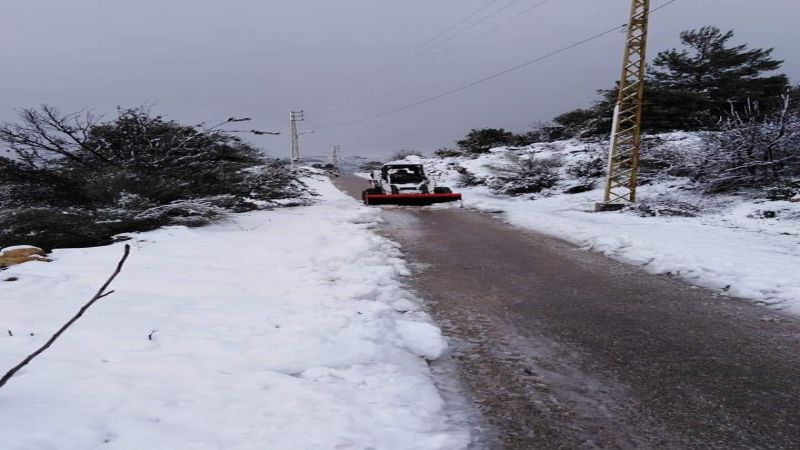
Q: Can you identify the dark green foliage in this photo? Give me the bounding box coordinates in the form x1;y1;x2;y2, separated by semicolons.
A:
434;147;462;158
553;108;607;137
455;127;543;155
640;88;714;132
457;128;517;154
0;106;301;249
650;27;788;119
489;154;561;196
0;207;140;250
554;27;791;135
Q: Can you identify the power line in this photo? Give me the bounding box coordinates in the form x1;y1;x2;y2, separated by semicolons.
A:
435;0;554;59
422;0;527;54
323;0;549;128
386;0;518;77
475;0;554;40
411;0;501;52
324;1;501;121
313;0;679;132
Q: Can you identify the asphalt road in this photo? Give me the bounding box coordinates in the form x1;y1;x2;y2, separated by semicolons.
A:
334;175;800;450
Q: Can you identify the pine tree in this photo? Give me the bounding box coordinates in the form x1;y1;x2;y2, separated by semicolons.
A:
457;128;517;154
553;27;791;135
650;27;789;120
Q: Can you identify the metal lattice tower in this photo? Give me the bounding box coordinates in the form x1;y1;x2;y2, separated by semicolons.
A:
600;0;650;208
289;110;304;163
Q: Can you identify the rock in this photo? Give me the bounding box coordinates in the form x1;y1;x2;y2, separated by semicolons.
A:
0;246;50;268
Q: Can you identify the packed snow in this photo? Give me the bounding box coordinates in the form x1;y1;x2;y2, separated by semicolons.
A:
0;174;470;450
402;134;800;315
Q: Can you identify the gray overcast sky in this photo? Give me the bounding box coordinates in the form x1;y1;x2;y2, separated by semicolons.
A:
1;0;798;158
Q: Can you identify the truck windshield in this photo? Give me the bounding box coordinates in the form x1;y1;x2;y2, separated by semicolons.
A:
388;167;424;184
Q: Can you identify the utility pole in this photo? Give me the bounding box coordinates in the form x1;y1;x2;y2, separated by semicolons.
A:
598;0;650;211
289;110;304;165
332;145;341;169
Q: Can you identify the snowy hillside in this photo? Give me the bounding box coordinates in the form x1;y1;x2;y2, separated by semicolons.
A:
403;134;800;314
0;175;470;449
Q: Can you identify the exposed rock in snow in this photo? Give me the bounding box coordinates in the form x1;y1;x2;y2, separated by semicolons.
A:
0;246;50;268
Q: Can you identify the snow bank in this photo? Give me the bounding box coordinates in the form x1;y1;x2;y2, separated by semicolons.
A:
415;136;800;315
0;176;469;449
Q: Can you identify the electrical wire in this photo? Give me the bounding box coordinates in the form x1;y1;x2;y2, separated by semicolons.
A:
410;0;501;52
314;0;680;132
435;0;554;59
323;0;502;120
327;0;550;123
474;0;553;40
420;0;527;54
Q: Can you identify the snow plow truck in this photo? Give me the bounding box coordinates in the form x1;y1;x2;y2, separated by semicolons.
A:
362;163;462;206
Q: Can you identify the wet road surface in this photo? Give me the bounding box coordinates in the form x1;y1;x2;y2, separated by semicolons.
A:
335;175;800;449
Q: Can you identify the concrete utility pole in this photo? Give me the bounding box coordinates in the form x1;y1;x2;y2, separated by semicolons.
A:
332;145;341;169
598;0;650;211
289;110;304;164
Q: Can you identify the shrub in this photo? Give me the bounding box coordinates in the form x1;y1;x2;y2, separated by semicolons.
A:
567;156;606;179
627;198;701;217
457;128;517;154
434;147;462;158
0;106;301;249
0;207;131;250
694;97;800;194
390;149;423;160
359;161;384;171
456;168;485;188
489;154;561;196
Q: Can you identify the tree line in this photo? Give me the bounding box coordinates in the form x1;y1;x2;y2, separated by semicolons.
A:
0;107;303;250
444;27;799;199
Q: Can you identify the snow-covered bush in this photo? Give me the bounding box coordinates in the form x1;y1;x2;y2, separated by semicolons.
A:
457;128;518;155
390;149;424;160
566;155;606;179
0;207;136;250
0;106;302;249
434;147;462;158
626;197;701;218
455;167;486;188
489;153;561;196
695;98;800;194
134;200;228;227
240;164;307;204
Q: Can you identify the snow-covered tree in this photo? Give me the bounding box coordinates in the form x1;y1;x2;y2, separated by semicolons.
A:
554;27;791;134
0;106;300;249
697;95;800;195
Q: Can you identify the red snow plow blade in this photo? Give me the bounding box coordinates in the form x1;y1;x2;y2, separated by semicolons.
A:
364;193;462;206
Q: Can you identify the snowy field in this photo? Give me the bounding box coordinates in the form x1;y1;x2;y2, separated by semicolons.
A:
0;175;470;449
404;136;800;315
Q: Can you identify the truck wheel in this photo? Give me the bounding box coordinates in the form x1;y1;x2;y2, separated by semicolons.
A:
362;188;382;204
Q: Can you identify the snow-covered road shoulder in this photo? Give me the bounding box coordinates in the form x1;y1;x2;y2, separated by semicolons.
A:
0;175;469;449
409;138;800;316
